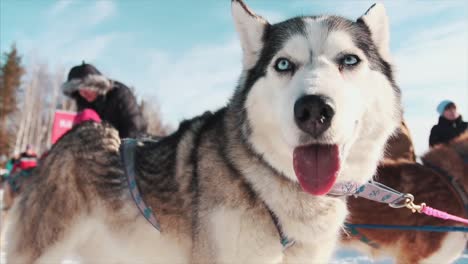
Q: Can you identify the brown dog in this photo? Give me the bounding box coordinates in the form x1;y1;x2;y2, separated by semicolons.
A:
383;121;416;162
343;132;468;264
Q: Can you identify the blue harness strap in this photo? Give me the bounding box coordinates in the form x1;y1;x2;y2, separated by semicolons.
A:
120;139;294;249
344;224;379;249
120;138;161;232
344;223;468;249
120;138;298;251
345;223;468;233
265;205;295;250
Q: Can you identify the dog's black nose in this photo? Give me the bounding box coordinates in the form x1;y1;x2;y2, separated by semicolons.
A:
294;95;335;138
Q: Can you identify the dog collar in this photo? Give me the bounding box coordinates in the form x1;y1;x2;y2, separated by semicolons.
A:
328;181;407;206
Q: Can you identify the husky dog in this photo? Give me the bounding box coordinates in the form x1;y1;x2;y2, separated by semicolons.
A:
5;0;401;263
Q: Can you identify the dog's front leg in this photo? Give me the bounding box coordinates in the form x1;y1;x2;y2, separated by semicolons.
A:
192;207;283;264
191;224;216;264
282;239;338;264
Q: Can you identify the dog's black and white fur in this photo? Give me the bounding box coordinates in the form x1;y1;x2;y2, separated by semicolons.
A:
5;1;401;263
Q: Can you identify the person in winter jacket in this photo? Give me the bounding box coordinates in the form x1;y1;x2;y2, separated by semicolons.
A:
3;146;38;210
5;154;19;174
61;62;147;138
7;145;38;190
429;100;467;147
1;153;19;182
12;145;38;173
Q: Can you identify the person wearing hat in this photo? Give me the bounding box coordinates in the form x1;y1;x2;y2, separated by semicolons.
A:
429;100;467;147
61;62;147;138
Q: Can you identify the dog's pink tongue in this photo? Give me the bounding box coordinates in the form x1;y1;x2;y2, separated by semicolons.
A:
293;145;340;195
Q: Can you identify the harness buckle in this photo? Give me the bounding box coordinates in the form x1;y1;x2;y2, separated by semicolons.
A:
389;193;426;213
389;193;414;209
405;200;426;213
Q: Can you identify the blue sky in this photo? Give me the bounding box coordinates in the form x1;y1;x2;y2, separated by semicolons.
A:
1;0;467;155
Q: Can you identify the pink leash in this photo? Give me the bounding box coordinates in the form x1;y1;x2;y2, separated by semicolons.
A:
421;205;468;225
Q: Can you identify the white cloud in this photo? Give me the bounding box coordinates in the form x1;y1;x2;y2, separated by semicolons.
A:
302;0;466;26
44;1;116;28
139;39;242;125
59;33;122;62
18;1;119;68
213;4;286;25
257;9;286;23
87;1;117;26
384;1;464;25
46;0;73;16
395;22;467;88
384;0;467;25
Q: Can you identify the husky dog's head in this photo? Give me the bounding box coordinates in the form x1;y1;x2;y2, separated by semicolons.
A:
229;0;401;195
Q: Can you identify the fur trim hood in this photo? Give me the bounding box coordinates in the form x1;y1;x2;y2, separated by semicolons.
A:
62;74;113;97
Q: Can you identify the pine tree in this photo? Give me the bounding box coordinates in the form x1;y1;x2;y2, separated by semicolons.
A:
0;44;24;159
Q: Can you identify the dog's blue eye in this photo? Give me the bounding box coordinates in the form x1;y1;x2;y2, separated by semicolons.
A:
342;55;360;66
275;58;293;72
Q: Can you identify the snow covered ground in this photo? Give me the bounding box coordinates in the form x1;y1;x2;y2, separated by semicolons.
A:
1;189;467;263
333;249;468;264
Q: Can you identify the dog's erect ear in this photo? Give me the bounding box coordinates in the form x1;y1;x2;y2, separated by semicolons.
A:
359;3;391;61
232;0;269;69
